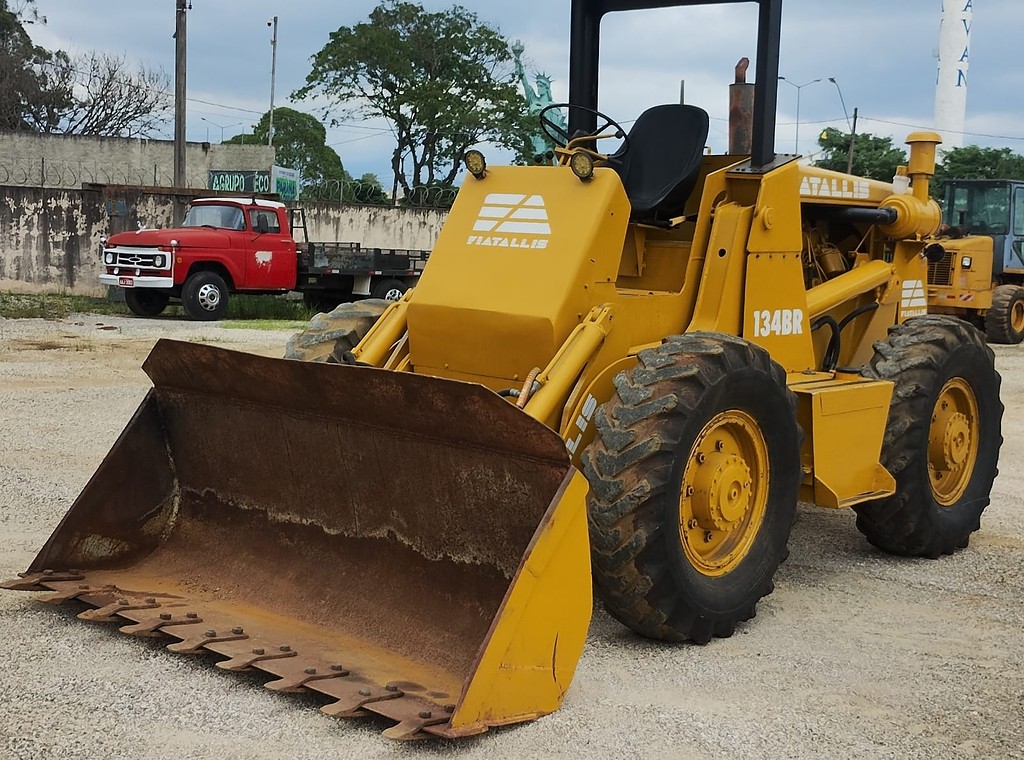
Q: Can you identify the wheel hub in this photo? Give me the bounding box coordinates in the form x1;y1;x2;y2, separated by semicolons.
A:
928;378;980;506
197;283;221;311
678;410;769;576
690;452;753;531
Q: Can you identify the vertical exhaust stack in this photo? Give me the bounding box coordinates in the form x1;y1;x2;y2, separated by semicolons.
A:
729;58;754;155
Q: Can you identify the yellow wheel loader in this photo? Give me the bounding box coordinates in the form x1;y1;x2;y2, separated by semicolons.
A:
4;0;1003;741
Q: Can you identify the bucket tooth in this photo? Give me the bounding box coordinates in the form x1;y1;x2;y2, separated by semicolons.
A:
78;597;170;623
119;610;205;637
264;659;353;692
369;697;452;741
214;644;299;671
2;571;84;591
316;681;403;718
39;582;116;605
166;628;249;654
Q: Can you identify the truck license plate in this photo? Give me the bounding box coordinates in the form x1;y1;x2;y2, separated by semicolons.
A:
119;277;134;286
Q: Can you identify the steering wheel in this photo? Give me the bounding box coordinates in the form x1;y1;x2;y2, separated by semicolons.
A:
538;103;630;156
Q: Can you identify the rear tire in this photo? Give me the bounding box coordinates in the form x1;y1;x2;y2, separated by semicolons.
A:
582;333;800;644
124;289;169;317
371;278;408;301
984;284;1024;344
285;299;390;362
855;316;1002;557
182;272;229;321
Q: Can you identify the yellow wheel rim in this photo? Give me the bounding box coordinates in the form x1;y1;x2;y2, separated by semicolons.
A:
1011;299;1024;333
928;378;980;506
678;410;769;577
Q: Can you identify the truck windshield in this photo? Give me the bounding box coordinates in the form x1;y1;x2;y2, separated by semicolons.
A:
944;183;1011;235
182;204;246;230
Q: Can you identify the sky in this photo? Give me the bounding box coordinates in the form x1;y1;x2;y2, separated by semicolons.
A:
24;0;1024;184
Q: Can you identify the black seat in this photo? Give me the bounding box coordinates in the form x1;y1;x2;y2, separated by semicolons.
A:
610;104;710;223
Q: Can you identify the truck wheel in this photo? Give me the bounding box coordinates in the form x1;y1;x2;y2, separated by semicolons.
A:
855;316;1002;557
984;284;1024;344
371;278;407;301
582;333;800;644
182;272;229;321
285;299;390;362
124;289;169;317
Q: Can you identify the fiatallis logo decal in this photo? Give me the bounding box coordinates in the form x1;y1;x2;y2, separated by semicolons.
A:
467;193;550;249
799;176;871;200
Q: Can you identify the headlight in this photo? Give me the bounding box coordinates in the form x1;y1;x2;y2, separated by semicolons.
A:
103;252;115;265
464;149;487;178
154;255;165;268
961;255;973;269
569;151;595;181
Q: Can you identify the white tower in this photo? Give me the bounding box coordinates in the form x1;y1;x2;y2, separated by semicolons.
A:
934;0;973;148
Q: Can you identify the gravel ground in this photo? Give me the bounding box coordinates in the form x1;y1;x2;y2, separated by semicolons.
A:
1;314;1022;759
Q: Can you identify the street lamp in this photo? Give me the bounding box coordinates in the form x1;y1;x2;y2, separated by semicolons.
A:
778;76;822;155
827;77;858;175
200;117;242;142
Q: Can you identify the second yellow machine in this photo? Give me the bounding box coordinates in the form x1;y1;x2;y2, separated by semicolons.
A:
6;0;1003;742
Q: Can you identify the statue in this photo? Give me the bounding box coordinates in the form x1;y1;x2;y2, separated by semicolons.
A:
512;40;566;164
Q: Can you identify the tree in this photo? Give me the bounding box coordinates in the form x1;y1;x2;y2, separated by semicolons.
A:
226;107;381;203
932;145;1024;200
1;1;170;137
0;0;67;131
815;128;907;182
294;1;531;203
27;51;172;137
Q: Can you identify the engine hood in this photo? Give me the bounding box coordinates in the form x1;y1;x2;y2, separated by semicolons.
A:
108;227;236;249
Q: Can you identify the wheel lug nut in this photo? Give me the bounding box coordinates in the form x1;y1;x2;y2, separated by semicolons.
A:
279;644;291;652
688;518;698;529
204;629;216;638
231;627;244;635
704;531;714;542
696;453;706;464
715;440;725;451
685;485;694;496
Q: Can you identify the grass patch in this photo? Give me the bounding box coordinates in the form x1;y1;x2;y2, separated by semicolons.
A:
1;291;315;323
221;319;308;331
0;291;129;319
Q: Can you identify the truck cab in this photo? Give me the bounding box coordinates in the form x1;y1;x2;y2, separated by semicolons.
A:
928;179;1024;343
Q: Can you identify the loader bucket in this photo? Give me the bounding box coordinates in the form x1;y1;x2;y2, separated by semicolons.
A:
4;339;593;740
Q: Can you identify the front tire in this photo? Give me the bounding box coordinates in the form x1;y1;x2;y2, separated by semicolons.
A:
582;333;800;644
984;284;1024;344
124;289;169;317
182;272;229;321
855;316;1002;557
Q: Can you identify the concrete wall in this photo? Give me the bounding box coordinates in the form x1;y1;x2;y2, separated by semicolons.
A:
0;185;447;295
0;131;275;189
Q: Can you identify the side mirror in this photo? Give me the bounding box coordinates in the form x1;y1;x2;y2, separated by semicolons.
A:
255;215;270;234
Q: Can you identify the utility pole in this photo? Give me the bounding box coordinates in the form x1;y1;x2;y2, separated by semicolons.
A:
847;107;859;176
173;0;188;219
268;16;278;147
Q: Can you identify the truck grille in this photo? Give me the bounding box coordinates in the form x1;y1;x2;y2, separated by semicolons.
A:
108;247;166;270
928;250;954;287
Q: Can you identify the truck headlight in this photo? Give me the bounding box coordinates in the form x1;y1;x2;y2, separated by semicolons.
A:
103;252;115;265
961;256;973;269
154;255;165;268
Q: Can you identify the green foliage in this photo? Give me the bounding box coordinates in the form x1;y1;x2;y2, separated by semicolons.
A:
815;128;908;182
228;108;391;204
294;1;531;198
0;0;68;131
932;146;1024;200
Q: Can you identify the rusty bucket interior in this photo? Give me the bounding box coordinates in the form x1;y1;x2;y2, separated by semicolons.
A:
11;340;593;739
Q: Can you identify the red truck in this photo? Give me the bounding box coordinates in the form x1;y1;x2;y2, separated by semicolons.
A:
99;197;431;319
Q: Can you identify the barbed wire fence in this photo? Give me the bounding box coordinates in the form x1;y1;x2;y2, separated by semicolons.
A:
0;156;459;209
